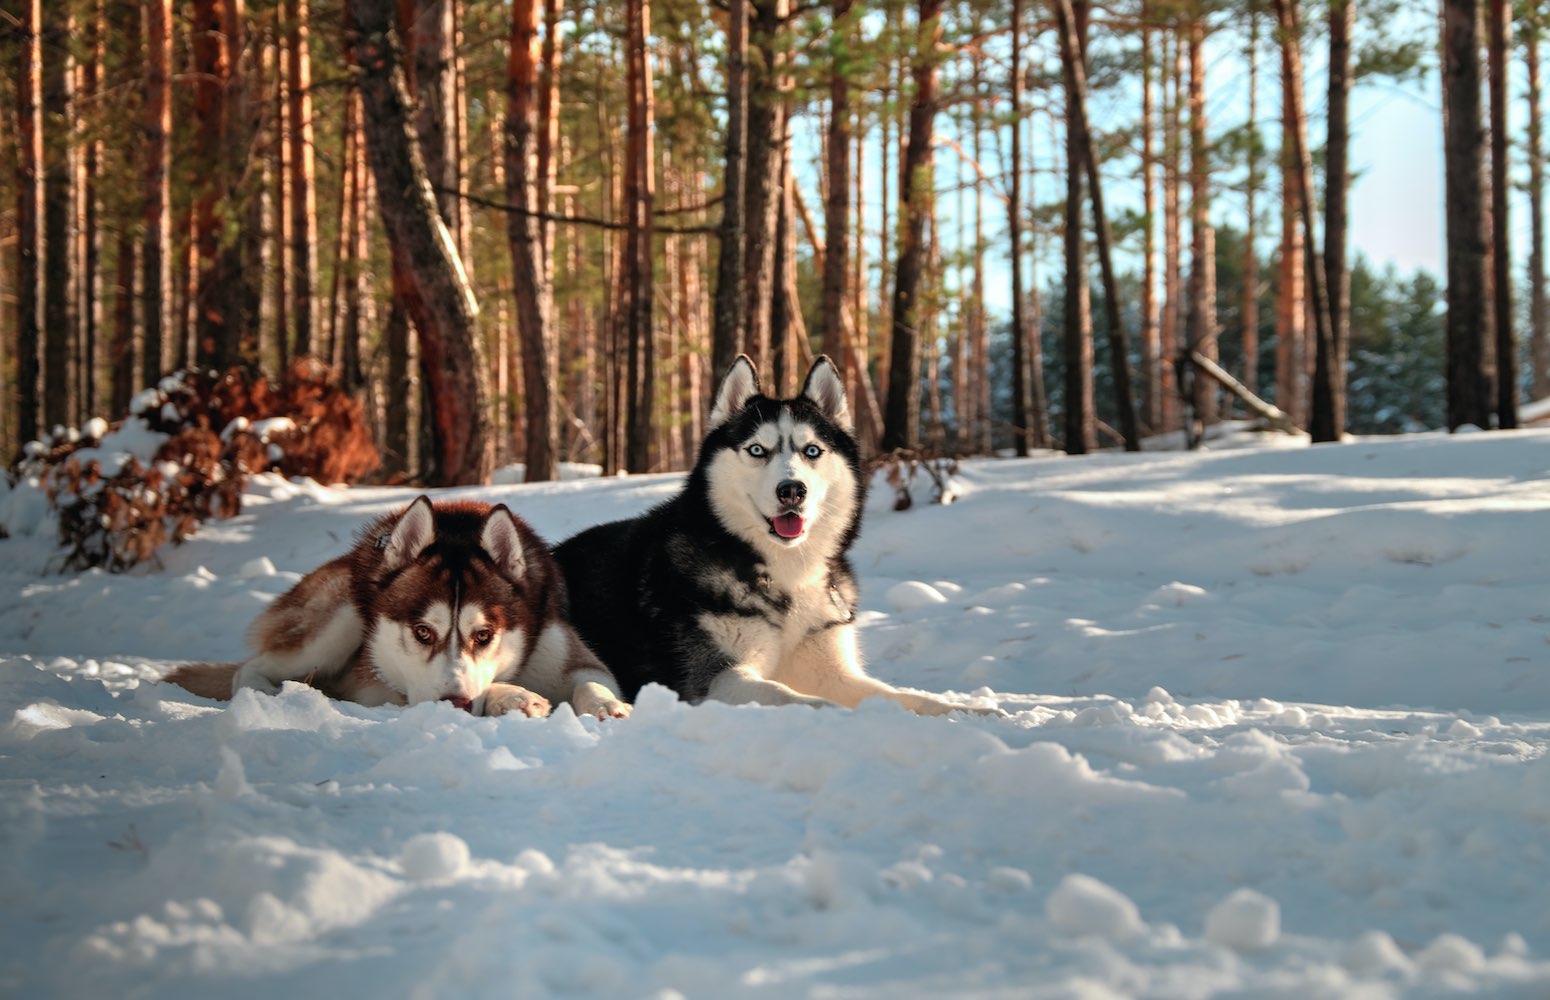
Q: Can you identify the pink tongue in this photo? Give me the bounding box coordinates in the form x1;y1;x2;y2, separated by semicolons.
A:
772;512;805;538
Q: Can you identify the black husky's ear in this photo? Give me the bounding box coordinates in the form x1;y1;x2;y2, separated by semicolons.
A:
384;495;436;571
801;355;853;433
709;354;761;430
480;505;527;579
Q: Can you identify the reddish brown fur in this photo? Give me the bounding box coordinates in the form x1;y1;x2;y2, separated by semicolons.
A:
162;496;624;717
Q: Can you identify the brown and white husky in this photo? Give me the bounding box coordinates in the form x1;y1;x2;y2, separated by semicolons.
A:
166;496;631;719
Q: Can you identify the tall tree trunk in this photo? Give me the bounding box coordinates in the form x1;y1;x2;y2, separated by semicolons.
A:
16;0;42;446
1312;0;1352;441
1008;0;1035;456
42;0;72;430
141;0;171;392
284;0;317;356
742;0;789;371
1488;0;1515;426
383;272;412;477
771;134;800;396
1140;9;1161;431
1440;0;1491;429
192;0;232;371
1529;20;1549;401
78;1;102;420
538;0;563;281
1242;1;1260;401
1271;0;1338;440
1185;17;1217;428
621;0;656;472
110;233;136;416
1060;0;1096;455
879;0;944;453
821;0;854;376
413;0;458;233
1161;31;1183;432
350;0;493;485
711;0;748;381
271;31;290;369
1051;0;1141;450
1276;121;1306;427
507;0;559;481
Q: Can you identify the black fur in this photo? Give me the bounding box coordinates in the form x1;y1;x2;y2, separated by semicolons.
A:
553;386;865;702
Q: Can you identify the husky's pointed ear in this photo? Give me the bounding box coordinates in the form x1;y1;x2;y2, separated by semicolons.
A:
480;505;527;579
801;355;853;432
384;495;436;571
708;355;761;430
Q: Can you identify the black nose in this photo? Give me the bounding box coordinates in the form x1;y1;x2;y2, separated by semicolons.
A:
441;695;474;713
776;479;806;507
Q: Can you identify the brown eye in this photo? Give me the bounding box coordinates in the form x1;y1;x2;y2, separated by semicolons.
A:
473;628;494;647
412;624;436;645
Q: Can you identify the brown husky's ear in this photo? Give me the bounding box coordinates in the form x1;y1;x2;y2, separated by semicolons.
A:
801;355;852;433
384;495;436;571
708;354;760;430
480;505;527;579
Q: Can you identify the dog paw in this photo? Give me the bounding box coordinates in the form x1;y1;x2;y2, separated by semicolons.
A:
231;663;282;696
482;685;552;719
575;695;633;720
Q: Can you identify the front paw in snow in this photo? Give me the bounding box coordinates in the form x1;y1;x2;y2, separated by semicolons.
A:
482;683;552;718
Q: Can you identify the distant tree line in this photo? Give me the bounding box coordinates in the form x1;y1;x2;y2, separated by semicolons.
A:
0;0;1545;486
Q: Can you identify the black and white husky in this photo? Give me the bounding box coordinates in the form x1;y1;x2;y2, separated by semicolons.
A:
554;355;984;715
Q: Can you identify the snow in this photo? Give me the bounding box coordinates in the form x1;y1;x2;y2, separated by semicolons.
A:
4;428;1550;996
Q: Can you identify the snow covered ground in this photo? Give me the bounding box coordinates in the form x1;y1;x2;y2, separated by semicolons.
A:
3;428;1550;998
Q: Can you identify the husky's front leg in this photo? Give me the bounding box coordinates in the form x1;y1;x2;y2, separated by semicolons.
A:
786;624;993;716
481;683;552;718
517;623;632;719
706;665;840;708
232;558;363;695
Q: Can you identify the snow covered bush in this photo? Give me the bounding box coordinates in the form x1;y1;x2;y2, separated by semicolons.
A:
11;358;378;572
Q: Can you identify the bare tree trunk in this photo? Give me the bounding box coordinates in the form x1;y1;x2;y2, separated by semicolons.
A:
771;135;801;396
110;233;136;416
1242;1;1260;401
17;0;42;445
879;0;944;453
742;0;789;371
1277;123;1306;427
351;0;493;485
279;0;315;356
1185;18;1217;428
1161;30;1183;432
970;56;990;453
711;0;748;381
1140;9;1161;431
192;0;231;371
1488;0;1515;426
42;0;72;429
414;0;458;235
78;1;102;420
538;0;563;281
621;0;656;472
271;31;290;369
821;0;854;374
1008;0;1035;456
1440;0;1491;429
1051;0;1141;450
1312;0;1352;441
1270;0;1338;440
507;0;559;481
1060;0;1096;455
1529;21;1549;401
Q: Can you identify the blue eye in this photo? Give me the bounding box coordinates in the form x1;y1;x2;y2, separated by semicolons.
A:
747;444;767;458
803;444;823;459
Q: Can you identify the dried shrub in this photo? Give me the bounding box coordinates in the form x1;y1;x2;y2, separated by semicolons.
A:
21;358;379;572
870;448;962;512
